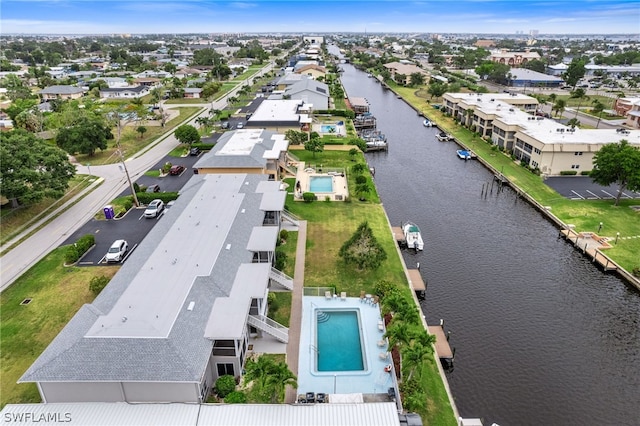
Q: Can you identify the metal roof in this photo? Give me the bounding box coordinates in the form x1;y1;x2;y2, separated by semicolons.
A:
259;191;286;211
194;129;285;169
0;402;401;426
246;226;279;252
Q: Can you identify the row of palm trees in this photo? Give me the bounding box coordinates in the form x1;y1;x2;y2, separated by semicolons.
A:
536;91;608;128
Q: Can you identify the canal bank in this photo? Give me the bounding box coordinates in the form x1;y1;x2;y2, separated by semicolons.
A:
338;59;640;426
379;82;640;291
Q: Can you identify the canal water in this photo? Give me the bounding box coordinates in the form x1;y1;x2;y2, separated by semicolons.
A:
338;62;640;425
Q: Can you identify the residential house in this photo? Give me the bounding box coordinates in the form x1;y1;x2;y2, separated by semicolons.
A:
281;79;330;110
38;85;85;101
294;64;327;80
133;78;162;88
183;87;203;99
622;99;640;129
274;73;307;91
246;99;312;133
383;62;429;85
194;129;289;179
19;173;291;403
99;85;150;99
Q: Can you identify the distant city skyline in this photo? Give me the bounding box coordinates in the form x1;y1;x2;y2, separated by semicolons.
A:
2;0;640;36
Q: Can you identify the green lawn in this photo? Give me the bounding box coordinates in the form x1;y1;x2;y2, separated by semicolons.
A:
75;107;202;166
285;149;456;425
0;247;120;408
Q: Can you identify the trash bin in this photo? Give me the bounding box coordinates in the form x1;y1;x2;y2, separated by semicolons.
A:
103;205;115;220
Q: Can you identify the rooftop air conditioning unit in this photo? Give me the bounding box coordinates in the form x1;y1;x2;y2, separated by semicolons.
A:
509;108;514;112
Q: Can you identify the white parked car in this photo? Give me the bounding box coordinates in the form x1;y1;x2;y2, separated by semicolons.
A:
144;199;165;218
106;239;128;263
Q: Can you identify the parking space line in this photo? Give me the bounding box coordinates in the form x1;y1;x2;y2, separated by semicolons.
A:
618;191;632;199
570;190;585;199
585;190;601;199
601;190;614;198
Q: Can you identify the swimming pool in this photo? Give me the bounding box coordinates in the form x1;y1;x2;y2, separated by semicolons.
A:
309;176;333;193
316;310;364;372
320;124;337;133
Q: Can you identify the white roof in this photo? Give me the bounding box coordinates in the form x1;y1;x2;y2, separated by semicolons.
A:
217;129;267;156
86;175;245;338
250;99;304;123
246;226;279;252
263;134;289;159
0;402;400;426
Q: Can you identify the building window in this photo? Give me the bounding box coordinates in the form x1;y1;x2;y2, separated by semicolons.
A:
574;152;583;156
217;363;235;377
534;148;541;155
531;161;538;168
571;164;580;169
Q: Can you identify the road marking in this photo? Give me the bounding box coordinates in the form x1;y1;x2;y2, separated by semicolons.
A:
570;190;584;199
618;191;632;199
586;190;601;199
601;190;614;198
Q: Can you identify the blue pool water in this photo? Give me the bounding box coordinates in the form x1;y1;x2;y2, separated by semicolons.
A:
320;124;337;133
316;310;364;372
309;176;333;193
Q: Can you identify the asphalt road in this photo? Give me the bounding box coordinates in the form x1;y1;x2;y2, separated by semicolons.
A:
0;60;276;291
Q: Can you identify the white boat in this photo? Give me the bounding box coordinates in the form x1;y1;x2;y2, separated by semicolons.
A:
423;119;433;127
402;222;424;251
457;149;472;160
436;132;452;142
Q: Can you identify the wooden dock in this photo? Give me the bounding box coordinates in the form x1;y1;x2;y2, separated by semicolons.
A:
392;226;405;246
428;322;454;366
559;229;617;271
407;269;426;299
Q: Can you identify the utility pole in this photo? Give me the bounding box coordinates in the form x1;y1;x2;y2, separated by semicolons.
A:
116;115;140;207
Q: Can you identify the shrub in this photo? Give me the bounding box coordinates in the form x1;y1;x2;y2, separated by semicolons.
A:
65;234;95;264
89;276;110;295
215;375;236;398
355;175;367;184
274;247;287;271
162;162;172;174
64;245;79;264
580;171;591;176
302;192;316;203
279;229;289;242
632;267;640;278
374;279;396;299
224;391;247;404
339;221;387;270
560;170;578;175
135;191;180;205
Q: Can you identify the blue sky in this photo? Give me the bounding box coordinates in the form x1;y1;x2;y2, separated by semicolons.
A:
2;0;639;35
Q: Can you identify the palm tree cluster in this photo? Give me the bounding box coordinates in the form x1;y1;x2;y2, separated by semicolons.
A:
375;280;436;412
242;355;297;403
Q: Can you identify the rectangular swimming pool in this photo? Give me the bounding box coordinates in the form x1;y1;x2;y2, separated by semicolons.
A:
321;124;337;133
316;310;365;372
309;176;333;193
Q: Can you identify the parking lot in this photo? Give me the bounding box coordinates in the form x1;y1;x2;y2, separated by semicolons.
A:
545;176;640;200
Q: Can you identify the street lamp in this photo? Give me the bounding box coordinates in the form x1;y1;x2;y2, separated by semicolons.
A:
615;232;620;244
598;222;603;233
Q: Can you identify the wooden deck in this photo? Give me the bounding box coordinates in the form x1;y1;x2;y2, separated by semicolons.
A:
407;269;425;291
428;325;453;360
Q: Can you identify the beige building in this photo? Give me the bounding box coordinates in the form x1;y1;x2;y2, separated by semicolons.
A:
294;64;327;80
488;49;540;67
383;61;429;85
623;99;640;129
442;92;640;175
38;85;85;101
193;129;290;179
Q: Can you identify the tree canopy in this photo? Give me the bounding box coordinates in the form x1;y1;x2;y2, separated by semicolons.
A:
339;221;387;270
590;140;640;206
1;129;76;206
562;59;586;88
56;116;113;156
303;131;324;157
174;124;200;145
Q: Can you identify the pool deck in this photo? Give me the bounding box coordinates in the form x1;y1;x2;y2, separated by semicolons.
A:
293;162;349;201
296;296;395;397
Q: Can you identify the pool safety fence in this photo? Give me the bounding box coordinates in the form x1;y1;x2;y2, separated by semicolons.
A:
304;286;336;297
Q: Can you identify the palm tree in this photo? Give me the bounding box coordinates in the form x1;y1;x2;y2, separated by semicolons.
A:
570;88;589;118
402;341;432;381
265;362;297;403
591;99;605;129
384;321;414;352
552;99;566;118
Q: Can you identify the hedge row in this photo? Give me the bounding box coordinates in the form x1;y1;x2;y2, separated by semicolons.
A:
135;192;180;205
65;234;95;264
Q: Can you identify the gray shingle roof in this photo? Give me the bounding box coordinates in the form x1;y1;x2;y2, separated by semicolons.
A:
39;85;84;95
20;173;279;384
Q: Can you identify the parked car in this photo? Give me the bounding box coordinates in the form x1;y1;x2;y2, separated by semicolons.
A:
221;121;230;129
189;147;201;156
106;239;128;263
144;199;165;219
236;122;244;129
146;184;161;193
169;165;185;175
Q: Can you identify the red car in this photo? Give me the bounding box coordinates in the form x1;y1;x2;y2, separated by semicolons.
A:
169;165;185;175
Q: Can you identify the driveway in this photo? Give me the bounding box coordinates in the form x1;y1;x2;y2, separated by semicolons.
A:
545;176;640;200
